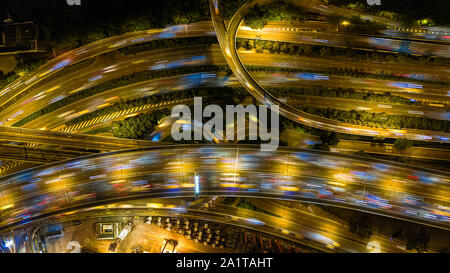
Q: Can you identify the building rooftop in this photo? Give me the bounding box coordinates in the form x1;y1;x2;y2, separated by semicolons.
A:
0;21;39;52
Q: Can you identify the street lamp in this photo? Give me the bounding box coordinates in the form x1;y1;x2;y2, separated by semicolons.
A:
161;239;178;253
337;20;350;32
194;170;200;199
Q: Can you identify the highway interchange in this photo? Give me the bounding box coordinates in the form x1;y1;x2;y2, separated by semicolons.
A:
209;0;450;143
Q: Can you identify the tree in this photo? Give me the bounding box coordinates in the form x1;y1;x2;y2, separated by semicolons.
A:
394;156;409;164
319;47;330;57
391;228;404;241
355;150;368;157
393;138;413;151
406;228;431;253
373;136;385;144
311;143;330;151
319;131;340;146
349;215;373;241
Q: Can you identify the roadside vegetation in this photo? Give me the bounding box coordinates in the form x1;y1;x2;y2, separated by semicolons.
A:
296;105;450;132
281;118;450;152
68;85;449;148
245;1;384;34
244;65;449;86
12;60;445;128
68;84;425;130
236;198;279;217
222;0;251;20
325;0;450;26
66;86;246;127
329;14;386;34
118;36;218;56
1;0;257;52
1;0;213;51
112;111;170;139
244;1;309;29
12;65;228;127
349;215;373;241
237;38;450;66
268;87;421;106
104;85;450;157
393;138;414;151
110;87;243;140
0;57;48;90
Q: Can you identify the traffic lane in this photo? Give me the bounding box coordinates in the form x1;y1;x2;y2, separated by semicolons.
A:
25;74;211;131
260;198;450;251
6;19;447;121
0;126;153;151
287;96;450;121
19;49;450;131
2;0;446;113
23;71;450;136
214;0;450;143
212;202;410;253
210;203;361;252
0;145;448;228
238;26;450;58
237;50;450;83
2;146;447;206
0;21;216;111
334;140;450;163
245;199;407;253
2;46;215;127
5;44;449;127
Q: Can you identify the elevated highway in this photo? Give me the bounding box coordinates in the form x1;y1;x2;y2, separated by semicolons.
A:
0;126;163;152
0;144;92;164
209;0;450;143
0;144;448;230
1;20;449;128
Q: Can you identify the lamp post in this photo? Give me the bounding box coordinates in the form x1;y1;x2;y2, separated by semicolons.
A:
194;170;200;199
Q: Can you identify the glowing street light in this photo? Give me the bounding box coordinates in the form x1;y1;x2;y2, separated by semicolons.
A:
341;20;350;26
194;170;200;199
5;239;13;248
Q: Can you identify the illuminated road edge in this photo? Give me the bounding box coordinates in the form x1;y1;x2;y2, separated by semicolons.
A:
0;144;448;230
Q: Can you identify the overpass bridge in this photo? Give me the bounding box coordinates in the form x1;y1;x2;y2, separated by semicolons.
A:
0;126;163;152
0;144;448;230
0;126;167;165
0;144;92;164
208;0;450;144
